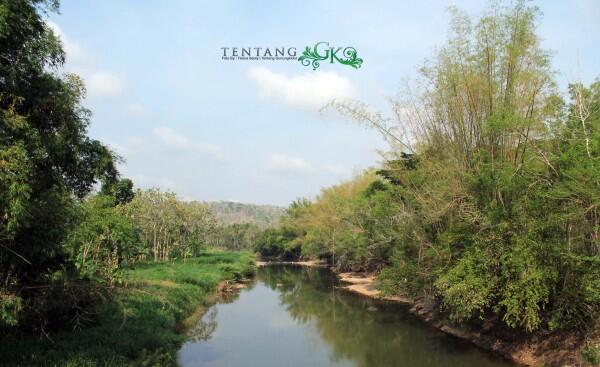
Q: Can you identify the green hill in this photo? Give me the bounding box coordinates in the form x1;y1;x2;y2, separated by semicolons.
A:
204;201;285;228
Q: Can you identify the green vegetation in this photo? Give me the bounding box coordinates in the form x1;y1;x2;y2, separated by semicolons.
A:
583;343;600;366
0;0;121;331
0;3;257;365
0;251;255;366
206;201;285;229
1;0;599;365
125;189;218;262
205;201;285;250
257;266;506;367
62;188;226;284
211;223;262;251
264;1;600;340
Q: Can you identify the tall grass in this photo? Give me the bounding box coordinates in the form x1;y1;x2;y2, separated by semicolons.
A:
0;251;255;366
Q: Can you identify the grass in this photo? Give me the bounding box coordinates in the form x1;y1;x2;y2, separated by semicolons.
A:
0;251;255;366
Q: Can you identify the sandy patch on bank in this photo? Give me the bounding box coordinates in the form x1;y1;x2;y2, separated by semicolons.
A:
337;272;412;303
337;272;581;366
254;261;582;366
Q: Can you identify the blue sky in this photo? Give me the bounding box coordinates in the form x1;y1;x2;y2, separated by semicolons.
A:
47;0;600;206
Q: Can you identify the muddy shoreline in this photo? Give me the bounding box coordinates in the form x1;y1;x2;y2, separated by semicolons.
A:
258;260;583;367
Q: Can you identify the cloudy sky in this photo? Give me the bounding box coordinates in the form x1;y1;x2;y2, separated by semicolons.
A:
48;0;600;206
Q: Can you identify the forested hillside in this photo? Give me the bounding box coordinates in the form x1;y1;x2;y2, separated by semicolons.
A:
206;201;284;228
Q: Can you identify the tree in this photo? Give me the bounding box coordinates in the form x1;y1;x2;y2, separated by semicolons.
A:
0;0;118;327
64;195;140;285
124;189;218;261
280;2;600;333
101;178;135;205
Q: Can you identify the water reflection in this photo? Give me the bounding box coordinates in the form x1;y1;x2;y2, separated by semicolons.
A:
179;266;511;367
187;307;218;342
186;281;257;342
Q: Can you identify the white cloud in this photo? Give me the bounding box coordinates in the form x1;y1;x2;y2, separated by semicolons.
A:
46;21;88;65
153;126;223;159
46;21;126;99
128;103;144;116
267;153;351;177
86;71;125;98
197;142;221;156
267;153;313;173
153;126;191;149
248;67;356;109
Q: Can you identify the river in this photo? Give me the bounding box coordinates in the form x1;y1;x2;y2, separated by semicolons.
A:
178;265;512;367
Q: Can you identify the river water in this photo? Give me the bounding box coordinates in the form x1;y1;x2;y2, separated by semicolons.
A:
178;265;511;367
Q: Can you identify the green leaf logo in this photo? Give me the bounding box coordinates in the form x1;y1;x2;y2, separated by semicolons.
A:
299;42;363;70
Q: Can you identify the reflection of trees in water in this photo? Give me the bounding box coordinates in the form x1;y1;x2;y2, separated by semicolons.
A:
259;266;384;365
257;266;505;367
188;307;218;342
187;281;258;343
186;281;258;344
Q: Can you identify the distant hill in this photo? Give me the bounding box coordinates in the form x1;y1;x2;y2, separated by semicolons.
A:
205;201;286;228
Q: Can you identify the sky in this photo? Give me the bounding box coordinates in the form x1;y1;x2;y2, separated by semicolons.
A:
47;0;600;206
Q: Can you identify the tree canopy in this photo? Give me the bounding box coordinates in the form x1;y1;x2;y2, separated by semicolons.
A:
266;2;600;335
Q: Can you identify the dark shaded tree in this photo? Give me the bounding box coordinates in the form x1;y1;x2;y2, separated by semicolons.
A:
0;0;118;327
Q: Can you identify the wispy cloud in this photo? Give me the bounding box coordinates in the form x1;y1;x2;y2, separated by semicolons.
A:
87;71;125;98
248;67;356;109
153;126;223;159
267;153;349;177
46;21;88;65
47;21;126;99
196;142;221;156
268;153;313;173
153;126;190;149
127;102;144;116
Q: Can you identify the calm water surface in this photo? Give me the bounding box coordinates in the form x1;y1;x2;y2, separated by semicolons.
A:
178;266;511;367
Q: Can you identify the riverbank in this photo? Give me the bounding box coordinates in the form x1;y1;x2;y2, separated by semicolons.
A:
0;251;255;367
256;259;327;267
337;271;584;367
256;260;586;366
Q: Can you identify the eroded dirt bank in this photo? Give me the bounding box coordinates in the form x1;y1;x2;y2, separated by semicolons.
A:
337;271;584;367
256;260;586;366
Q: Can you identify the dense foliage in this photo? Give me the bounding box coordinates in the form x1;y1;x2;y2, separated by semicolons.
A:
0;0;249;335
124;189;217;262
1;0;599;364
62;187;224;284
0;0;120;330
211;222;262;250
267;2;600;334
0;252;255;366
